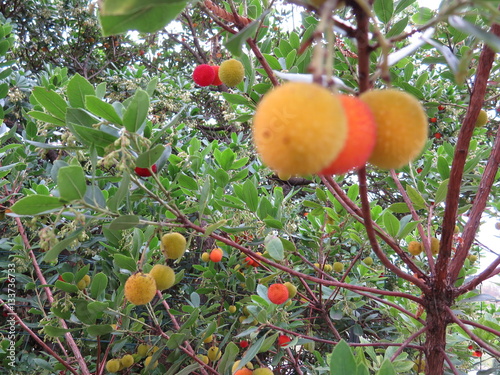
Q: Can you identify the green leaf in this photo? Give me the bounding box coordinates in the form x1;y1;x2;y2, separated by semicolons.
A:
86;324;113;336
109;215;140;230
242;179;259;212
68;123;118;148
90;272;108;299
44;228;84;263
28;110;66;127
108;172;130;212
435;178;449;204
235;334;267;371
113;254;137;272
448;15;500;52
67;73;95;108
218;342;239;375
394;0;415;14
85;96;123;125
66;107;99;127
99;1;188;36
177;173;198;191
406;185;426;210
397;217;420;238
376;358;397;375
411;7;434;25
122;89;149;132
43;326;76;338
386;17;408;38
266;236;284;261
388;202;410;213
263;54;282;70
58;165;87;202
203;220;228;237
373;0;394;23
179;308;199;332
54;280;79;293
383;211;400;238
330;340;357;375
10;195;64;215
136;144;165;168
166;333;187;350
437;156;450;179
32;87;68;121
222;92;249;105
225;16;265;57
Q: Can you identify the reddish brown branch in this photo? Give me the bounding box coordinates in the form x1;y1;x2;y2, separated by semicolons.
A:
203;0;252;26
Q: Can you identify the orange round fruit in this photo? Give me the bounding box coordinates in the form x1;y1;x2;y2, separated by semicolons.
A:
360;89;428;170
268;283;289;304
252;82;347;176
408;241;422;256
319;95;376;175
209;248;223;262
124;273;157;305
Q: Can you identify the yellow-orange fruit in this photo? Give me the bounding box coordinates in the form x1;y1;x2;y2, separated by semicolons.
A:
219;59;245;87
232;360;254;373
408;241;423;256
105;359;121;373
209;248;223;262
124;273;156;305
333;262;344;272
360;89;428;170
144;356;158;369
228;305;237;313
319;95;377;175
83;274;91;287
197;354;209;364
149;264;175;290
203;334;214;344
252;82;347;176
120;354;134;368
207;346;222;361
77;279;87;290
431;237;440;255
201;252;210;262
284;282;297;299
161;232;187;259
253;368;273;375
475;109;488;127
234;369;253;375
268;283;289;304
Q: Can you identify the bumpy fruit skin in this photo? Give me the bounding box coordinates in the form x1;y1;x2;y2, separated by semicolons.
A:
209;248;223;262
408;241;423;256
137;344;150;357
228;305;237;313
124;273;157;305
323;264;333;272
197;354;209;364
134;164;157;177
193;64;216;87
105;359;121;373
268;283;289;304
232;360;254;372
120;354;134;368
278;334;291;347
431;237;440;255
284;282;297;299
319;95;377;175
475;109;488;127
234;369;253;375
144;356;158;369
362;257;373;266
218;59;244;87
207;346;222;361
211;65;223;86
253;368;273;375
333;262;344;272
149;264;175;290
161;232;187;260
252;82;347;176
201;252;210;262
360;89;428;170
467;254;478;263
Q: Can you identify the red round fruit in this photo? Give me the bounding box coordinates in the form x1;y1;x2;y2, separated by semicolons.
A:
318;95;376;175
430;117;437;123
238;340;249;348
278;335;291;347
211;66;223;86
434;132;442;139
268;283;289;304
134;164;157;177
192;64;216;87
472;350;482;357
209;248;223;262
438;105;445;111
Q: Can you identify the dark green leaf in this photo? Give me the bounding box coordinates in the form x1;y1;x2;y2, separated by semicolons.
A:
388;202;410;213
107;172;130;212
44;228;84;263
330;340;357;375
435;179;449;204
10;195;64;215
86;325;113;336
54;280;79;293
122;89;149;132
437;156;450;179
113;254;137;272
382;211;400;238
373;0;394;23
43;326;76;338
58;166;87;202
218;342;239;375
376;358;397;375
32;87;68;120
406;185;426;210
28;110;66;127
90;272;109;299
394;0;415;14
136;144;165;168
243;179;258;211
222;92;249;105
225;16;264;57
85;96;123;125
109;215;140;230
177;173;198;191
67;73;95;108
386;17;408;38
166;333;187;349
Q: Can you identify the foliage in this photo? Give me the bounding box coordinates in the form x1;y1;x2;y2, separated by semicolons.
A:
1;0;500;375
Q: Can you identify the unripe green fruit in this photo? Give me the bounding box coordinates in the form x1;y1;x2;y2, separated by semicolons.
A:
284;282;297;298
228;305;237;313
475;109;488;127
137;343;150;357
77;279;87;290
362;257;373;266
333;262;344;272
468;254;478;263
219;59;244;87
144;356;158;369
120;354;134;368
149;264;175;290
161;232;187;259
105;359;121;373
197;354;209;364
201;252;210;262
207;346;222;361
323;264;333;272
83;274;91;287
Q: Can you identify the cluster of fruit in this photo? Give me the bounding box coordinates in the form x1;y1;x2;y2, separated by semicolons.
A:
252;82;429;176
124;232;186;305
105;344;159;373
407;238;440;256
192;58;245;87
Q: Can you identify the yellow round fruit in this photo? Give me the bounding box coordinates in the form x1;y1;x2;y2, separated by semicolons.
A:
475;109;488;127
252;82;347;176
105;359;121;373
144;356;158;369
83;274;91;287
284;282;297;298
77;279;87;290
431;237;440;255
232;360;254;373
201;252;210;262
120;354;134;368
360;89;428;170
137;343;150;357
254;367;273;375
207;346;222;361
197;354;209;365
124;273;157;305
149;264;175;290
228;305;237;313
333;262;344;272
323;264;333;272
468;254;478;263
219;59;245;87
161;232;187;259
203;334;214;344
408;241;423;256
362;256;373;266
